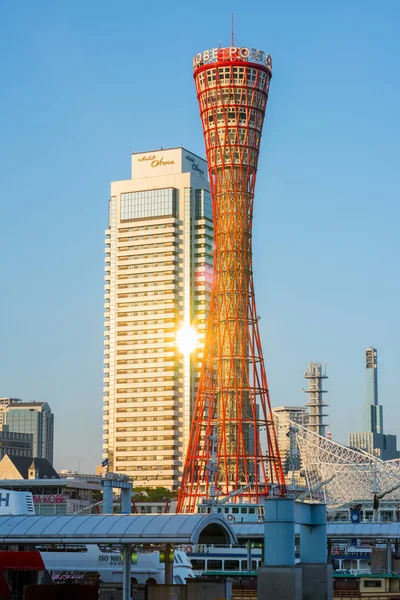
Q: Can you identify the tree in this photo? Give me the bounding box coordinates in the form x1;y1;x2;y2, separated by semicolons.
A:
133;487;177;502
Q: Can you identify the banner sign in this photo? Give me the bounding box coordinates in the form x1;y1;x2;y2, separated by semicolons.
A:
193;47;272;70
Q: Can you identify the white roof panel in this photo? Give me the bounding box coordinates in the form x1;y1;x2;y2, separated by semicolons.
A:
92;515;132;535
0;513;236;545
327;523;400;538
233;521;400;540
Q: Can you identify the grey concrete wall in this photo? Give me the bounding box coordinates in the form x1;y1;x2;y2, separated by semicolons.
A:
186;579;231;600
371;548;387;573
147;584;186;600
300;563;333;600
257;565;302;600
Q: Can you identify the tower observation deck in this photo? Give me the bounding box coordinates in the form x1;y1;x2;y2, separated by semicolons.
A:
177;46;286;512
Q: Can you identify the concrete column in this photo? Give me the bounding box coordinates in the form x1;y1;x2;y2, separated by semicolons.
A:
386;540;392;573
225;578;233;600
102;480;113;514
264;498;295;566
122;544;132;600
259;499;301;600
121;487;131;514
165;544;173;585
300;563;333;600
298;504;332;600
299;503;326;564
258;565;302;600
327;538;332;564
246;540;252;572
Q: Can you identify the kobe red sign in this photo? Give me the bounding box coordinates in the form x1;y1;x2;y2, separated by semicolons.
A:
32;495;66;504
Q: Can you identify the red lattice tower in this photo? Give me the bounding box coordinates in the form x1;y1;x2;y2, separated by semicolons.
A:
177;46;286;513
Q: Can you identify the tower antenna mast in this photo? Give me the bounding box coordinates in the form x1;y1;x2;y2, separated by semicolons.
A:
231;13;234;46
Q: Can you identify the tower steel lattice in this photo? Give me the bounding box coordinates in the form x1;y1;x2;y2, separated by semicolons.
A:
177;46;286;512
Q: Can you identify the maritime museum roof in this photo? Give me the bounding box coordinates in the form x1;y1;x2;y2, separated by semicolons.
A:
0;513;237;546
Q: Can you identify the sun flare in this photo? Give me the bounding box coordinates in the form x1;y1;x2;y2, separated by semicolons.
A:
177;324;198;355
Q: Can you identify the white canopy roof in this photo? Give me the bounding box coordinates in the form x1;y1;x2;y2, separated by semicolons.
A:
233;521;400;540
0;513;236;545
327;523;400;539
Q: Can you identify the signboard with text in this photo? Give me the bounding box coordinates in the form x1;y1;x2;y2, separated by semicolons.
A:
193;46;272;71
131;148;208;181
32;494;66;504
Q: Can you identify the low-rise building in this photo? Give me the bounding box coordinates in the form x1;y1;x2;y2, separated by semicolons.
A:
133;500;176;514
0;456;101;515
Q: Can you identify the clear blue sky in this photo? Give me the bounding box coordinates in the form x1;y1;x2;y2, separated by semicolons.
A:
1;0;399;472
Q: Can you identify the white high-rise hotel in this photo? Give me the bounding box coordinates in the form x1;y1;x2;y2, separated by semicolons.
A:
103;148;213;489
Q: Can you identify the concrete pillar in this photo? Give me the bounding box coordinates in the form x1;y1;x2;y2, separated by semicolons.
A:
299;504;326;563
259;499;301;600
246;540;252;572
264;498;295;566
300;564;333;600
258;565;302;600
387;540;392;573
102;480;113;514
298;504;332;600
122;544;132;600
121;487;131;514
327;538;332;564
165;544;173;585
225;578;233;600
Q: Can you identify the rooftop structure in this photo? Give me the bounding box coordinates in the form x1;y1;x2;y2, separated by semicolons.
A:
0;455;59;480
178;45;286;512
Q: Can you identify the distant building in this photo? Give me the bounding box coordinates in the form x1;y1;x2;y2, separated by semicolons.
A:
272;406;308;476
133;500;176;514
303;363;329;437
0;399;54;464
362;347;383;433
0;455;59;480
0;430;33;458
349;431;399;460
0;457;101;515
349;348;399;460
0;399;21;426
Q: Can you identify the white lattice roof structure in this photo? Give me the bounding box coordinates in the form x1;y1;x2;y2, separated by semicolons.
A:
290;421;400;507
